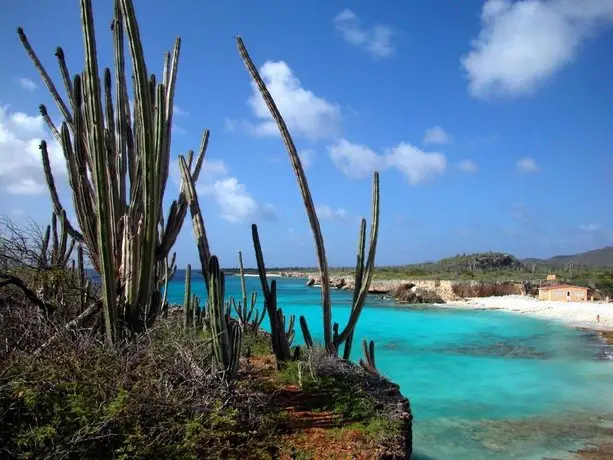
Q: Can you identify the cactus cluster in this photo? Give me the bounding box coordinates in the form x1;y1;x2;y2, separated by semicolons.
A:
236;37;381;361
208;257;242;378
182;264;205;330
18;0;208;344
251;224;298;362
231;251;266;331
39;211;76;270
359;339;380;377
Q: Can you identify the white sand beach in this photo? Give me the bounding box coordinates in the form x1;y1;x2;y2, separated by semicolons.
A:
439;295;613;331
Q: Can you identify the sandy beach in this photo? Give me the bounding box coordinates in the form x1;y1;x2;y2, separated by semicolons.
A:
439;295;613;332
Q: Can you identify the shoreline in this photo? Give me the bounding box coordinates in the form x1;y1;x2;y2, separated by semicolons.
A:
434;295;613;345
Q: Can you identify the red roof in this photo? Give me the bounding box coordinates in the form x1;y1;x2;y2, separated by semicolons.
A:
539;284;588;291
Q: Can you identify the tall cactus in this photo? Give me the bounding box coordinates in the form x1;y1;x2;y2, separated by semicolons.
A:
18;0;208;344
251;224;293;361
236;37;380;357
208;256;242;379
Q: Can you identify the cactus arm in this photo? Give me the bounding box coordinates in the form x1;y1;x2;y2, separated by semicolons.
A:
17;27;73;128
238;250;248;314
178;155;211;290
299;316;313;349
80;0;118;344
183;264;191;329
236;37;332;351
334;171;380;349
359;339;380;377
40;140;84;242
54;47;74;110
39;105;61;144
343;218;366;360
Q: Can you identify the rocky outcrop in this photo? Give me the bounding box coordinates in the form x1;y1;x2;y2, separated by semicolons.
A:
304;274;538;303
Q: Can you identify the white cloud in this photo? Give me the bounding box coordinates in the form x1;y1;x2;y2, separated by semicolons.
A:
457;159;479;173
168;153;274;224
580;223;601;232
245;61;341;141
333;9;395;58
18;77;38;92
462;0;613;98
516;157;540;173
386;143;447;185
299;149;316;169
316;205;348;220
173;105;189;116
328;138;447;184
0;105;65;196
328;138;381;179
423;126;451;145
199;178;277;223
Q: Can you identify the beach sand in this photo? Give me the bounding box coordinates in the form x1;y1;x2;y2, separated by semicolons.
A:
439;295;613;333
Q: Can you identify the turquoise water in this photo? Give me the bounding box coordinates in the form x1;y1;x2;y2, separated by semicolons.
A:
167;272;613;459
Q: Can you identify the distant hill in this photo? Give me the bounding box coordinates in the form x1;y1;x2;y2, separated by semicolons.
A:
524;247;613;268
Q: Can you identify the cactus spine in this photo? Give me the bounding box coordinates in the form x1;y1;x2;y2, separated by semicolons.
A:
236;37;380;357
19;0;208;344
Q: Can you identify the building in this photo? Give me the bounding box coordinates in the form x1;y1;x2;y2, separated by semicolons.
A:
546;274;557;281
538;284;588;302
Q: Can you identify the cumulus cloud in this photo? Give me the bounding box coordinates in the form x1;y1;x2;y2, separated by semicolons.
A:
328;139;381;179
462;0;613;98
242;61;341;141
423;126;451;145
580;223;601;232
328;138;447;184
386;143;447;185
18;77;38;92
457;159;479;173
199;178;277;223
0;105;65;196
516;157;540;173
333;9;395;58
316;205;348;220
169;155;276;224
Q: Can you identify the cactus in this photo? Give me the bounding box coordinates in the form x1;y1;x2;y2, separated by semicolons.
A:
236;37;380;357
232;251;266;330
18;0;209;344
299;316;314;349
38;211;76;270
207;256;241;378
359;339;380;377
251;224;292;361
183;264;192;330
160;252;176;317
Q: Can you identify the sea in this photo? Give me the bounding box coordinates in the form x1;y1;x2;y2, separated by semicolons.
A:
164;271;613;459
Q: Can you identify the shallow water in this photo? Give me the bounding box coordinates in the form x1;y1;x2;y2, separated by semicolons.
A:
167;272;613;459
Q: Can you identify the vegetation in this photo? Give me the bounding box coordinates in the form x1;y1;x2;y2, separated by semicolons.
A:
0;0;407;457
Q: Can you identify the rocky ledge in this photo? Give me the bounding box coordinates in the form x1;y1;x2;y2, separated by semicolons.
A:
304;275;538;303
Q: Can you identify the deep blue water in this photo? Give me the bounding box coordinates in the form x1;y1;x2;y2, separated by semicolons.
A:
166;272;613;459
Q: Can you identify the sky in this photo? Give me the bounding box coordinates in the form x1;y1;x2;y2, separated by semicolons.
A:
1;0;613;268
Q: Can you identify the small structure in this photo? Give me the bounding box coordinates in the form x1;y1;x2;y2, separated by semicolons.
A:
538;284;588;302
546;274;557;281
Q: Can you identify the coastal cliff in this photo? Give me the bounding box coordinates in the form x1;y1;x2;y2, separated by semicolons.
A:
302;274;534;303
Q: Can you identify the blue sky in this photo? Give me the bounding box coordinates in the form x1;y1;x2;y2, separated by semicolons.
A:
1;0;613;268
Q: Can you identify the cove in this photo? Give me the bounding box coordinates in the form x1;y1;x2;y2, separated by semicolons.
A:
166;273;613;459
